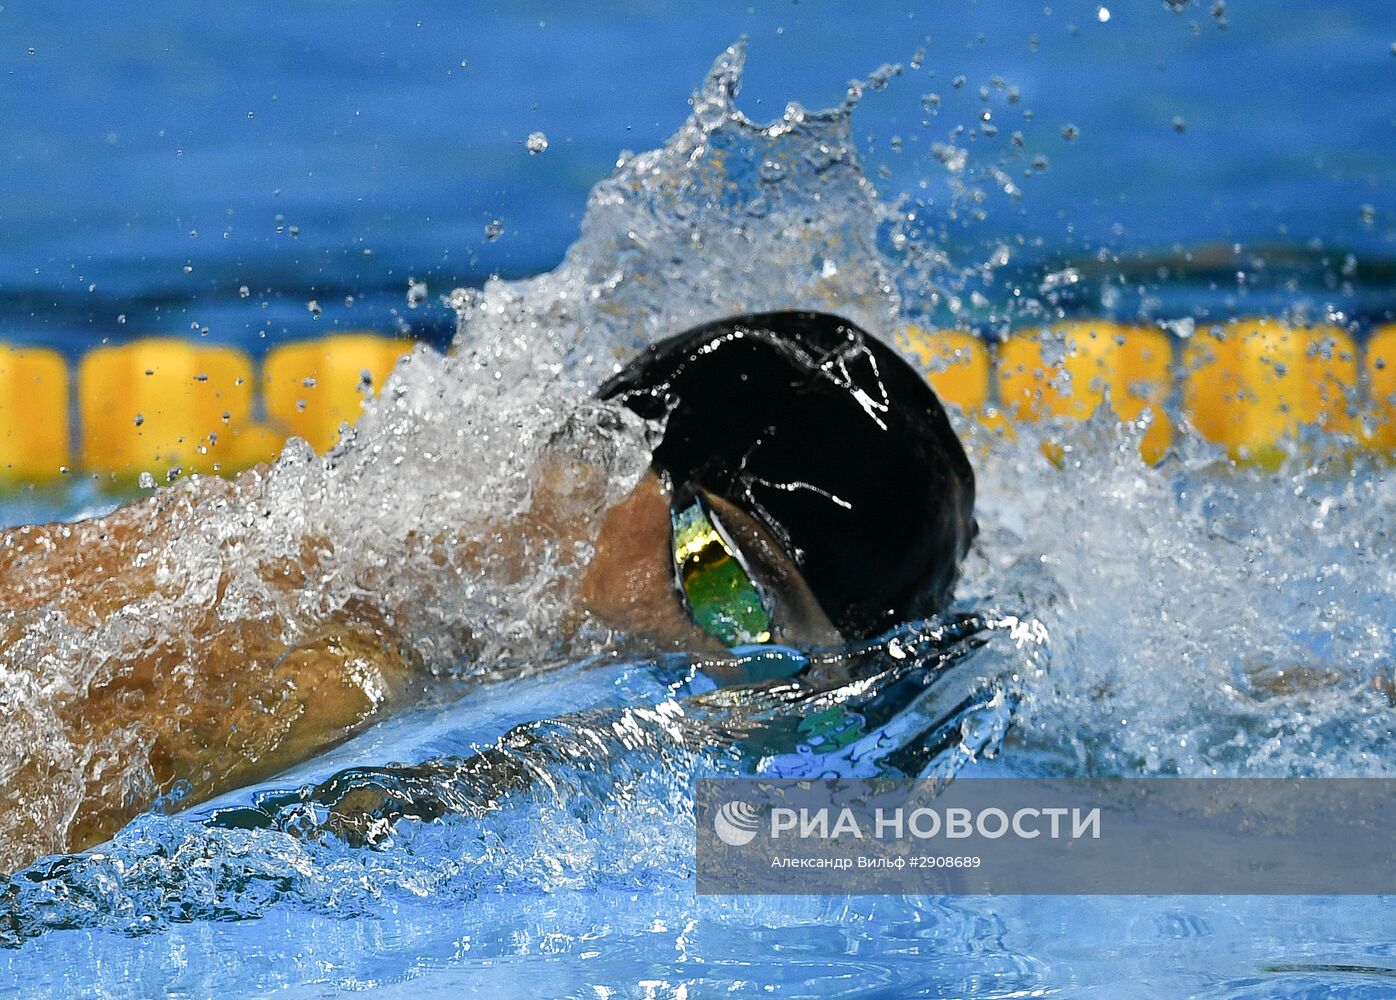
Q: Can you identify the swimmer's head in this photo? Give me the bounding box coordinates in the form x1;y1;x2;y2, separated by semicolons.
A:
597;310;976;642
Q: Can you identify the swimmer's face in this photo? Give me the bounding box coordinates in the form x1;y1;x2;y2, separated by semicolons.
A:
579;470;842;656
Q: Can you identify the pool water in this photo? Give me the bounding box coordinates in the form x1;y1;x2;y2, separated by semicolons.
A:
2;4;1396;998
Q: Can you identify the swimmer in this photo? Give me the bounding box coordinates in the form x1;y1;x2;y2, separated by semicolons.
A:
0;310;975;869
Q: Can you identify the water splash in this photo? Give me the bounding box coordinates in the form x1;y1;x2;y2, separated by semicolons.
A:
1;614;1040;947
445;40;908;390
959;411;1396;778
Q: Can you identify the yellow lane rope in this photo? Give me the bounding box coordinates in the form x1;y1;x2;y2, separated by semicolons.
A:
1;322;1392;485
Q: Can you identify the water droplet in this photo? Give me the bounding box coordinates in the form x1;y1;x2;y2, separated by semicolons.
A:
1096;6;1110;22
239;285;251;298
921;93;941;112
525;131;549;154
952;75;966;88
407;279;428;307
306;299;321;316
134;414;144;427
183;264;193;274
1359;204;1376;226
117;313;126;324
485;219;504;241
1173;116;1187;133
1060;124;1080;141
26;47;34;55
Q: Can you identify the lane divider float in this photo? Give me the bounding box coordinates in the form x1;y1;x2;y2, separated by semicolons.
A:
3;322;1394;486
0;345;69;485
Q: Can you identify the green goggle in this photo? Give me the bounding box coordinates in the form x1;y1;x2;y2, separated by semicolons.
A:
670;488;774;648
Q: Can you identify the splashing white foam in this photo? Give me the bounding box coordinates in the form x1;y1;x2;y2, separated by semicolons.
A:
959;411;1396;778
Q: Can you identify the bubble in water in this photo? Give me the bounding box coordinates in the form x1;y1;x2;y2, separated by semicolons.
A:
525;131;549;154
485;218;505;240
1172;116;1186;133
238;284;251;298
134;414;144;427
1060;124;1080;141
306;299;321;316
137;471;155;489
407;279;428;307
1096;6;1110;21
1360;204;1376;226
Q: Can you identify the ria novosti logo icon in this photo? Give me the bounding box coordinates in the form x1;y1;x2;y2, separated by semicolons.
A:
713;800;761;847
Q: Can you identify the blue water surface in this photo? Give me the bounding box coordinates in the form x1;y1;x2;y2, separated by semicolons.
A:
1;0;1393;354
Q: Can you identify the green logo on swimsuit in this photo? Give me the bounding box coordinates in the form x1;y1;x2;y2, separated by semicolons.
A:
671;497;773;647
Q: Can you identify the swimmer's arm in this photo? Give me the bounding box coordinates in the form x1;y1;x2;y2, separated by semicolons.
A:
0;456;624;866
0;472;434;863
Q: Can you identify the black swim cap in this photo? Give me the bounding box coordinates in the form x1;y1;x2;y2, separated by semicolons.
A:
597;310;976;639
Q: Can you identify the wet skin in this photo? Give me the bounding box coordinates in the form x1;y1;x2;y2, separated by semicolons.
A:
0;466;838;870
